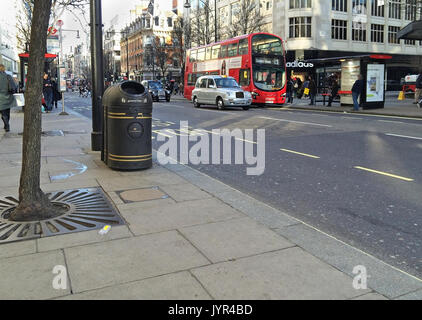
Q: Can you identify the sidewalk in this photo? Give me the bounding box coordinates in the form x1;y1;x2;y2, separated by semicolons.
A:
171;93;422;118
0;107;421;300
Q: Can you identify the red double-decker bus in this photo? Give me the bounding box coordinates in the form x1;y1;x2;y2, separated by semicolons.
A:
184;33;287;106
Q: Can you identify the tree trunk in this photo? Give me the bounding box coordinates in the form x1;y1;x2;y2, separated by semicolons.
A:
10;0;55;222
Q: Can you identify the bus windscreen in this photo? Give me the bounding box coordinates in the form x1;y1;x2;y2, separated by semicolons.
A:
252;34;285;92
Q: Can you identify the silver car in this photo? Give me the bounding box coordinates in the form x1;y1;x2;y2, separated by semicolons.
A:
192;76;252;110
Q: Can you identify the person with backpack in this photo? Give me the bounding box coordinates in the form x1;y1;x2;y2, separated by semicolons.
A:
0;64;17;132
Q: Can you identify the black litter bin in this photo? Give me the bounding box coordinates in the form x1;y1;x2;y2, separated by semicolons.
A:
103;81;153;170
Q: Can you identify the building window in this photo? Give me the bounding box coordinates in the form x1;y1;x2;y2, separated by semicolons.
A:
167;18;172;27
371;23;384;42
289;0;312;9
405;0;417;20
231;3;239;24
388;26;400;44
371;0;384;16
332;0;347;12
289;17;312;38
389;0;401;19
332;19;347;40
155;17;159;26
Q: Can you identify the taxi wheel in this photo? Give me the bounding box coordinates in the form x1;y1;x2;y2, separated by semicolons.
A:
217;98;225;110
242;106;249;111
193;97;200;108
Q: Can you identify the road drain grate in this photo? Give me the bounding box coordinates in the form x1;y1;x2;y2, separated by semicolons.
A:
0;188;125;244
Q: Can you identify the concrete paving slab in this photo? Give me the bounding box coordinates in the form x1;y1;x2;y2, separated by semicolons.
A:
352;293;389;300
41;147;85;157
160;183;213;202
97;176;166;192
0;240;37;259
0;251;70;299
120;198;244;235
0;174;50;188
64;231;210;293
57;271;211;300
48;168;121;182
394;289;422;300
191;247;368;300
180;217;294;263
213;189;298;229
118;187;167;203
274;224;422;299
40;179;99;192
37;225;132;252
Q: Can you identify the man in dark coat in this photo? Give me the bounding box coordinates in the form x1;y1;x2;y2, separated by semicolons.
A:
286;77;294;104
0;64;16;132
327;76;339;107
351;74;364;111
43;73;53;112
308;76;317;105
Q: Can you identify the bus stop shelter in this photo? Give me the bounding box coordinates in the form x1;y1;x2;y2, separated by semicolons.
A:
18;52;57;89
304;55;392;109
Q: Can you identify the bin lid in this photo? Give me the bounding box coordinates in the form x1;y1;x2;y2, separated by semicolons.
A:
103;81;152;112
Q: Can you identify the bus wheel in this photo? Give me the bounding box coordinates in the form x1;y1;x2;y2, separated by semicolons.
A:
193;97;200;108
217;98;225;110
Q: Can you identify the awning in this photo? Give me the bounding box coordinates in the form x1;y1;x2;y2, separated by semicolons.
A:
397;20;422;40
305;54;392;65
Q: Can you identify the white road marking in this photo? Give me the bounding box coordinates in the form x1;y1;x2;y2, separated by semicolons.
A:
385;133;422;140
259;116;332;127
378;120;405;124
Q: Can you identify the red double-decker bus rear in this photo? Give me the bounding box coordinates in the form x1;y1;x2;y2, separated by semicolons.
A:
184;32;287;106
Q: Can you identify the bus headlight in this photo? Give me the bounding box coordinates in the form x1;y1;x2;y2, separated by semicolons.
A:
251;92;259;99
281;93;286;97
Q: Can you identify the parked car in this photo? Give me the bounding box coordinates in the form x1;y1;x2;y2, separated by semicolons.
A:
191;75;252;110
141;80;171;102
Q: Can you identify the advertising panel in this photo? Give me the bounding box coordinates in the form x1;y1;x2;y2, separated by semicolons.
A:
366;64;385;102
59;67;66;92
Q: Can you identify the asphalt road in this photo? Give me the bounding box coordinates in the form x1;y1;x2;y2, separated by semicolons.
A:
63;91;422;279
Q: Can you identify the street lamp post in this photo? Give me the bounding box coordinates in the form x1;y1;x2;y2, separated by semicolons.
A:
89;0;104;152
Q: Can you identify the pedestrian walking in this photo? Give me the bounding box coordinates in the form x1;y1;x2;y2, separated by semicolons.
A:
0;64;17;132
52;80;61;109
351;74;364;111
327;76;339;107
43;73;53;112
308;76;317;105
180;82;184;96
286;76;294;104
415;70;422;107
174;81;179;95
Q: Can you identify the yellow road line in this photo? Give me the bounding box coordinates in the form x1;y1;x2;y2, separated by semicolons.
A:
280;148;320;159
354;166;414;182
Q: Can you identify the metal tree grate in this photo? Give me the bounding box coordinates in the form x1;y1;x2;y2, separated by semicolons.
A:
0;188;125;244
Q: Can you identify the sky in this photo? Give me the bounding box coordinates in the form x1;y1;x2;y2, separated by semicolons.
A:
61;0;141;54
